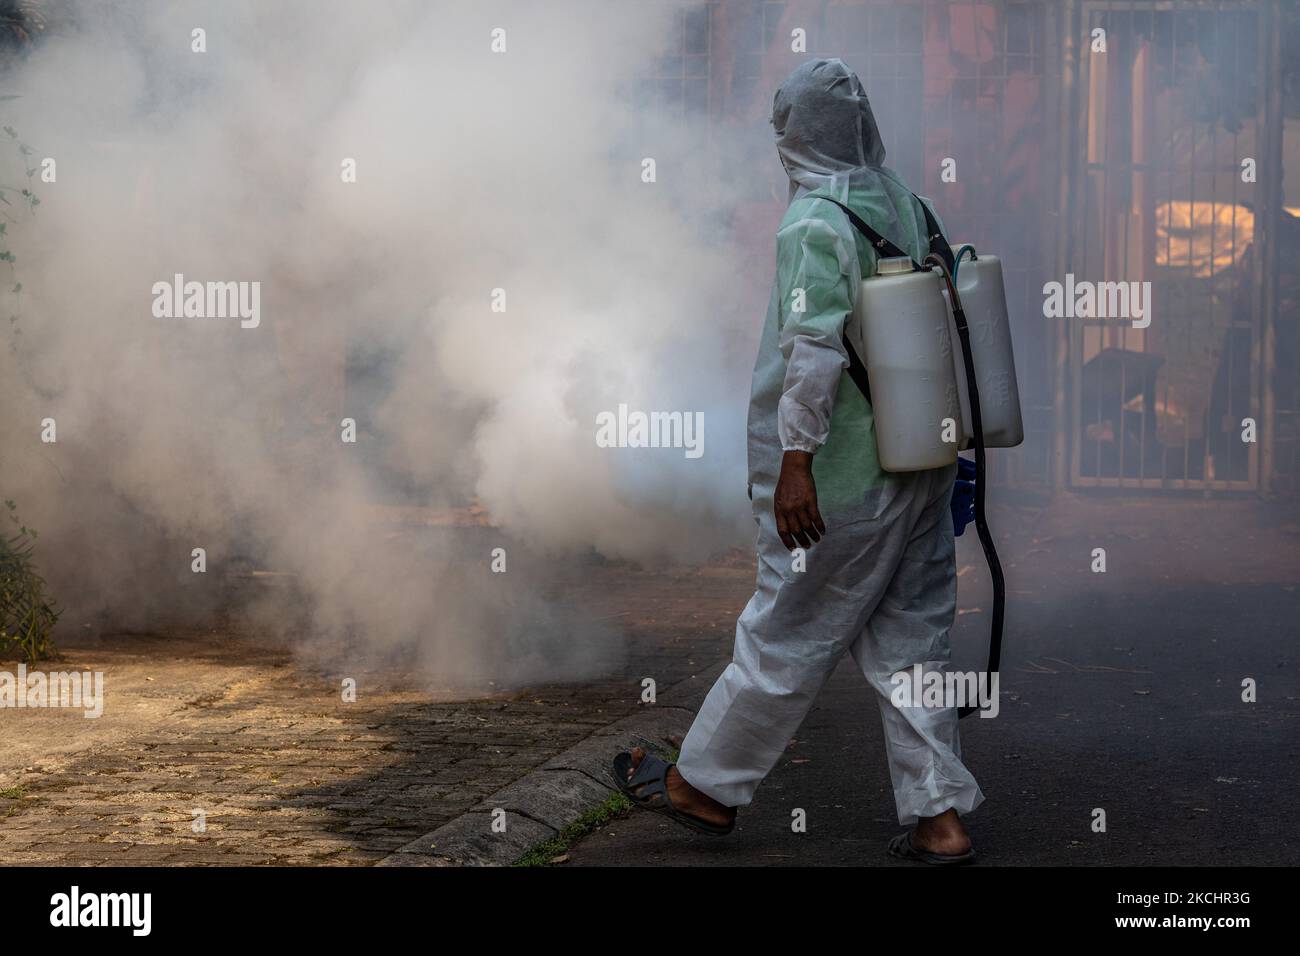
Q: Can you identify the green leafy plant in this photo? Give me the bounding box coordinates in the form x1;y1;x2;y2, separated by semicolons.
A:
0;104;55;663
0;499;58;663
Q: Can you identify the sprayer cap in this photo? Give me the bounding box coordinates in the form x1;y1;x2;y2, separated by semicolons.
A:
876;257;913;276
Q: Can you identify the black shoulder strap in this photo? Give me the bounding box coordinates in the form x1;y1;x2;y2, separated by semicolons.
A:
811;194;952;269
916;198;955;273
844;317;874;405
805;194;951;407
810;197;912;263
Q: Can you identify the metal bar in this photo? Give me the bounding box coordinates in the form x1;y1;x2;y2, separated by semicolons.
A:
1072;476;1257;490
1065;0;1087;488
1179;6;1193;488
1257;0;1281;494
1115;4;1128;485
1201;4;1214;495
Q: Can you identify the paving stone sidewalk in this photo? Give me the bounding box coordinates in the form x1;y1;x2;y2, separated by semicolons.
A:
0;559;753;866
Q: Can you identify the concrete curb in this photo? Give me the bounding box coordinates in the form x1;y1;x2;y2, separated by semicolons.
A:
376;662;726;867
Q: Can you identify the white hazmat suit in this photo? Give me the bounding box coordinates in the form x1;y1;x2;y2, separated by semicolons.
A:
676;59;983;826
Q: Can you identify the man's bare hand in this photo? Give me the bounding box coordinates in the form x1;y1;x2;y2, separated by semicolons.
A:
774;450;826;551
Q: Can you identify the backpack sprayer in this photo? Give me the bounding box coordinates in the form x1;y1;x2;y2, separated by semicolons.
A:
817;196;1023;719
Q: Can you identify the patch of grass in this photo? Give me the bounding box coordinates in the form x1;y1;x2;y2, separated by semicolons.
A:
0;785;25;799
514;791;632;867
513;748;681;867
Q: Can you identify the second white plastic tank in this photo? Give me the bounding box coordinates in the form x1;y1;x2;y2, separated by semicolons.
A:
949;254;1024;449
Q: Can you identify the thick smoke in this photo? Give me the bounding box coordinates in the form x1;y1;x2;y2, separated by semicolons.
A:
0;0;760;686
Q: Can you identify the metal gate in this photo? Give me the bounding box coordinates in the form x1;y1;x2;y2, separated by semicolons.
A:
1065;0;1282;491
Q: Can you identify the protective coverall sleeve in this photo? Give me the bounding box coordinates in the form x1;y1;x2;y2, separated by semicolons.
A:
773;209;862;454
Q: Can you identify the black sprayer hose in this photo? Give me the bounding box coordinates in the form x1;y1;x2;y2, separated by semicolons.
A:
925;255;1005;719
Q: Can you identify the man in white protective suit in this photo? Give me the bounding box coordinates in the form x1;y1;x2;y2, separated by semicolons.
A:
613;58;983;865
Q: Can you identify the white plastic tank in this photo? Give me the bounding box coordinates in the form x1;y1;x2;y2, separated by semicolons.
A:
949;253;1024;448
853;257;961;472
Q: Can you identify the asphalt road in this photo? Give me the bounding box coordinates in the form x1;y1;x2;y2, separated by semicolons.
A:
564;503;1300;867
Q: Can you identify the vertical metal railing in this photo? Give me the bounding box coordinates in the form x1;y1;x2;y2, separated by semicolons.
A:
1068;0;1279;493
